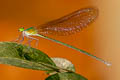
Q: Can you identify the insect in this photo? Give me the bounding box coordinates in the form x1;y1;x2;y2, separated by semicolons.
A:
16;7;111;66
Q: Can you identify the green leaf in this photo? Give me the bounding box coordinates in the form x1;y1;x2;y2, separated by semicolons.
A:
0;42;57;71
0;42;88;80
45;72;87;80
51;57;75;72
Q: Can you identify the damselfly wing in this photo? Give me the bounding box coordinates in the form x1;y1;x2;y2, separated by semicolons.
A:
36;7;98;36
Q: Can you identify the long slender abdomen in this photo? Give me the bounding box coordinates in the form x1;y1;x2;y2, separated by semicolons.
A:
37;7;98;36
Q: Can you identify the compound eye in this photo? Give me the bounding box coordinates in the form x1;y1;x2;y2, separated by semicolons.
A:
19;27;24;32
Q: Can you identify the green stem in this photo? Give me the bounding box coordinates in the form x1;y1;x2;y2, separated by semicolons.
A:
38;34;111;66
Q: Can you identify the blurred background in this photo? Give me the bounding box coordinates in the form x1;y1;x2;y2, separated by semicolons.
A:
0;0;119;80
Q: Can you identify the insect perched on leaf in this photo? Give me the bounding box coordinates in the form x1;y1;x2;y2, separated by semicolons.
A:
15;7;111;66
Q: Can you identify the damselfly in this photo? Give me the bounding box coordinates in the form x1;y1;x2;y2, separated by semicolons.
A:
15;7;111;66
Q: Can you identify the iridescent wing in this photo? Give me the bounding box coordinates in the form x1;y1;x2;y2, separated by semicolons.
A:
36;7;98;36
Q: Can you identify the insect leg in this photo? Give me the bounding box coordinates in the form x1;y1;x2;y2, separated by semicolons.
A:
19;34;24;43
12;33;23;42
12;33;25;48
26;38;32;47
27;36;39;48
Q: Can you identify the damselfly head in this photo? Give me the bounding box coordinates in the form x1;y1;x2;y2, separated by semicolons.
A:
19;27;24;32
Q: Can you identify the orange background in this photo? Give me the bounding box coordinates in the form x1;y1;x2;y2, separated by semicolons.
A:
0;0;119;80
